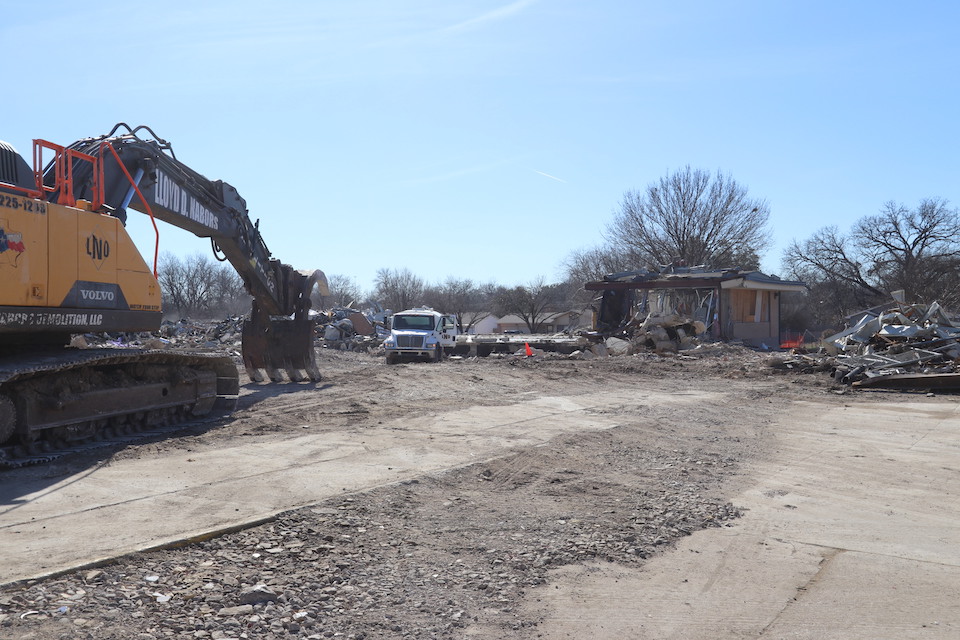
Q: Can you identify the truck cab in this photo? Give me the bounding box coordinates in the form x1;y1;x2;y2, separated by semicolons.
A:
383;308;458;364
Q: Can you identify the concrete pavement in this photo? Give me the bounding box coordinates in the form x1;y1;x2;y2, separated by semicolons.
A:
0;389;718;586
530;398;960;638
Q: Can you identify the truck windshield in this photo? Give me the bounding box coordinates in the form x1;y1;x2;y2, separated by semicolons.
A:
392;315;436;330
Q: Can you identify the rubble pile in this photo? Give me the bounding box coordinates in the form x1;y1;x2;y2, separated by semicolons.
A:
631;311;706;353
71;317;246;353
782;299;960;389
71;308;392;355
599;310;707;354
312;307;385;352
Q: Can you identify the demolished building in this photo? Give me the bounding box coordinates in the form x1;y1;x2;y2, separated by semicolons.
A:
585;266;807;348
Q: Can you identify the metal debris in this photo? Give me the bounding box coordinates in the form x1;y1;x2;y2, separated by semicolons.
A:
312;307;384;352
782;297;960;389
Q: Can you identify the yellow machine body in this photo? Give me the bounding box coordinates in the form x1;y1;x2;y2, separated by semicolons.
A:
0;192;161;334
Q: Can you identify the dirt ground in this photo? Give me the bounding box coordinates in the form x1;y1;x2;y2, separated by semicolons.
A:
0;345;874;639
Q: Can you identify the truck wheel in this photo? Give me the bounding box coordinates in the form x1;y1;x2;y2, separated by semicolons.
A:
434;345;443;363
386;353;398;365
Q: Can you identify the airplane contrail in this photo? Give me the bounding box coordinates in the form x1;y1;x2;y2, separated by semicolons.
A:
444;0;539;33
535;170;566;183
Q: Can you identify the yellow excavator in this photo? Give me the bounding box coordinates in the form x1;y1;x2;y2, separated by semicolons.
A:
0;124;328;463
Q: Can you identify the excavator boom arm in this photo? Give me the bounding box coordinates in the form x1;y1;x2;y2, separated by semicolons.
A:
55;124;299;316
43;124;327;381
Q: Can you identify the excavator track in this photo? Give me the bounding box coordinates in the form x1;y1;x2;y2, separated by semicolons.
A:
0;349;239;469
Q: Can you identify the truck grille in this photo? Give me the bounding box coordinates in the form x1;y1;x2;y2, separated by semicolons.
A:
397;335;424;348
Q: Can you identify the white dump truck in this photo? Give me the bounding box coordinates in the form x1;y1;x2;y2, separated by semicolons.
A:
383;308;459;364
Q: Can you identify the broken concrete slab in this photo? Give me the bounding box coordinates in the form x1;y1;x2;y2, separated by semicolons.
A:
604;337;630;356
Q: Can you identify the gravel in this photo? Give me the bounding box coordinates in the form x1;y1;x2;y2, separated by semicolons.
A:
1;344;838;640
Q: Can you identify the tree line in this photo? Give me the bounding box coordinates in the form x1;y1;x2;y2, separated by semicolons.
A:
368;270;588;333
157;166;960;334
156;256;589;334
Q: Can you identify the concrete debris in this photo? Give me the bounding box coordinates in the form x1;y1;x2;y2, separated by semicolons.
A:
312;307;384;352
459;333;586;357
605;336;631;356
73;308;388;355
345;311;375;336
67;307;759;369
73;317;246;354
614;310;706;354
778;298;960;389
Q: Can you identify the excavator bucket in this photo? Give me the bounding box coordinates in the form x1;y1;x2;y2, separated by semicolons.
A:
242;315;321;382
241;269;328;383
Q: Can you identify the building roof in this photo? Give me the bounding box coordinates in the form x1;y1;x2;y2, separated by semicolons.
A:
585;266;806;292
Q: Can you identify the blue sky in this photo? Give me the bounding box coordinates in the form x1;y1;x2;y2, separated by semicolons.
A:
5;1;959;293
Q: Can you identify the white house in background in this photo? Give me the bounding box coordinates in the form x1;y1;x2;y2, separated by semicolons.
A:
468;314;499;334
463;310;593;335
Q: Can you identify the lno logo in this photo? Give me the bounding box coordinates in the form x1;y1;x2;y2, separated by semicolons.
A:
86;230;110;270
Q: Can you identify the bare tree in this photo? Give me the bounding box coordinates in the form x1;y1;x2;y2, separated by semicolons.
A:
563;245;636;284
374;267;425;312
159;253;208;317
782;227;885;305
492;277;558;333
320;274;363;309
853;199;960;303
607;166;770;269
423;278;497;333
553;277;595;310
466;282;501;333
158;252;248;318
783;198;960;320
208;262;249;316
